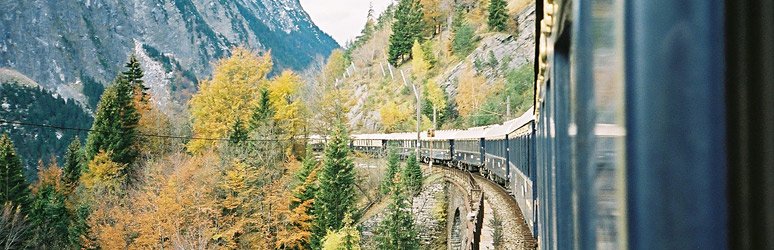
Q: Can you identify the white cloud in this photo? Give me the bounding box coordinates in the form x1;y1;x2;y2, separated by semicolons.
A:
299;0;394;46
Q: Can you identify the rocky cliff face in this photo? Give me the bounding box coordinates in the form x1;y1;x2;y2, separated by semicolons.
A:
0;0;338;101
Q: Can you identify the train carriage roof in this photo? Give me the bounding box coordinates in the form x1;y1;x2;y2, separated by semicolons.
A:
485;107;536;139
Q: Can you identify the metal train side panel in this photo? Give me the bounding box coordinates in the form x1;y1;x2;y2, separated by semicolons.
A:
625;0;728;248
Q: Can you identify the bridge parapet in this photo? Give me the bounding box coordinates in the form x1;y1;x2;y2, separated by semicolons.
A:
439;167;485;250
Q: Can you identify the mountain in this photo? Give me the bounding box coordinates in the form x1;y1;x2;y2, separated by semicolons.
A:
0;0;338;103
0;70;92;177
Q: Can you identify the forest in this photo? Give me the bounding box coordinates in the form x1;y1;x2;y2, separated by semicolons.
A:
0;0;528;248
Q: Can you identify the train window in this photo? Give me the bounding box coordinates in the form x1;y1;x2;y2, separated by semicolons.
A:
571;0;627;248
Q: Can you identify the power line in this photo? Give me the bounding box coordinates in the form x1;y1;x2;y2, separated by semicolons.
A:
0;119;298;142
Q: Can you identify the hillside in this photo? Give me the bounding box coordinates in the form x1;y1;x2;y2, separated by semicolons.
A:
315;0;536;133
0;70;92;176
0;0;338;108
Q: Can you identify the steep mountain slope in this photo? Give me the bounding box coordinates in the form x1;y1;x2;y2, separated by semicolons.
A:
0;70;92;175
0;0;338;102
334;0;535;133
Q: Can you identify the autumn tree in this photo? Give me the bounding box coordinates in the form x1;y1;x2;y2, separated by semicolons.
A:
420;0;442;35
488;0;509;32
268;71;305;140
402;152;423;195
389;0;426;65
411;40;431;82
376;177;419;250
0;134;29;209
313;50;354;135
379;101;412;132
455;66;488;117
424;80;447;127
380;148;400;195
188;47;273;153
62;137;85;188
312;124;357;249
321;213;361;250
84;75;140;166
80;152;126;197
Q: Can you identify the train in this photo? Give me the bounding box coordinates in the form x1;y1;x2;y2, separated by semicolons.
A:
314;0;773;249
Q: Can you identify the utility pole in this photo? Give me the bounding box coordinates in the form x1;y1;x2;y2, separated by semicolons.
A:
401;69;421;163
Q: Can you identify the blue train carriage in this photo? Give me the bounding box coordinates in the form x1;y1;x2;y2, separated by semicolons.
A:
452;126;488;172
505;108;537;234
351;133;386;156
382;132;417;159
419;129;457;166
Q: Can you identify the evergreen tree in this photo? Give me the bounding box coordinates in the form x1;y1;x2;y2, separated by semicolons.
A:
62;137;84;187
452;22;476;57
376;178;419;250
402;152;423;195
249;88;275;131
84;76;140;167
122;55;148;99
27;170;69;248
228;117;248;145
380;148;400;195
293;148;319;207
388;0;426;65
488;0;509;32
0;134;30;208
311;124;357;249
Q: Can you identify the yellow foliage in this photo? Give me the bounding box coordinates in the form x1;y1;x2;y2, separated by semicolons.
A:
420;0;443;34
322;49;349;83
425;80;447;114
379;101;412;133
86;153;221;249
455;66;489;117
268;71;305;137
311;49;356;135
411;40;430;81
188;47;273;153
136;98;175;157
80;151;125;196
321;214;361;250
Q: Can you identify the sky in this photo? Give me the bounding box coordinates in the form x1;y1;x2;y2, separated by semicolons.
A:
299;0;394;46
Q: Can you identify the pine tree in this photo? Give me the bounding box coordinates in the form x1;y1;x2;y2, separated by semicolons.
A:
452;6;476;57
389;0;426;65
311;124;357;249
122;55;148;99
0;134;30;209
62;137;84;187
249;88;275;131
380;148;400;195
293;149;319;208
402;152;423;195
84;75;140;166
228;117;248;145
376;178;419;250
488;0;509;32
27;166;69;248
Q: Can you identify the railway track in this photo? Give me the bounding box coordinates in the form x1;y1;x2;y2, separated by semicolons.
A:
439;166;537;250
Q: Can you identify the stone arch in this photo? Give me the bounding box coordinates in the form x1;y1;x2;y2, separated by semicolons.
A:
450;208;463;250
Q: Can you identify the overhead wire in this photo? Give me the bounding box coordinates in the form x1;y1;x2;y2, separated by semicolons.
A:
0;119;301;142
